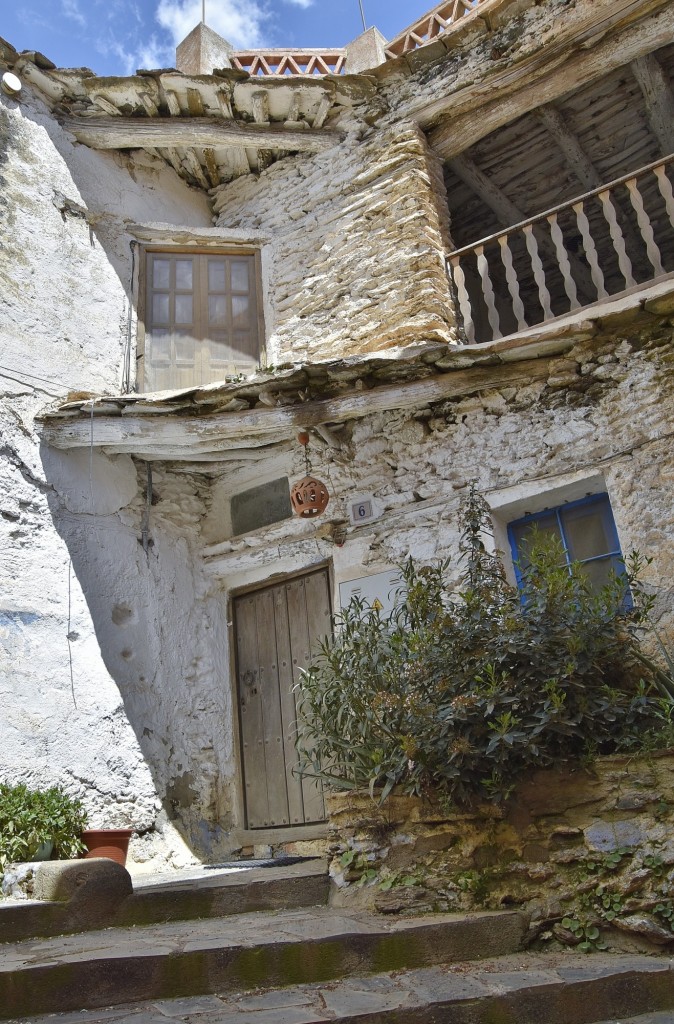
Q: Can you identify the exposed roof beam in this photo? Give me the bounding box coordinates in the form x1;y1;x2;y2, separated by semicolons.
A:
41;359;552;459
534;105;645;263
533;106;602;194
61;115;341;153
448;154;594;303
427;0;674;160
631;53;674;156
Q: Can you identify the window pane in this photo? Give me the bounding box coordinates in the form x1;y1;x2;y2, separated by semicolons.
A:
174;335;195;365
175;294;193;324
208;294;227;325
561;500;617;562
208;259;227;292
152;259;170;289
175;259;193;290
152;293;170;324
231;260;250;292
232;295;250;329
233;331;254;359
149;329;170;363
208;339;230;365
510;512;561;570
578;555;624;592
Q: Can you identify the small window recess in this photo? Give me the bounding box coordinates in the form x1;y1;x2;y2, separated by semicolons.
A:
230;477;293;537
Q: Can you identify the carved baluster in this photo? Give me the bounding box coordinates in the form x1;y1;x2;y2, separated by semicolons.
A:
522;224;553;320
573;200;607;300
548;212;580;312
476;244;502;340
598;189;635;288
654;164;674;231
498;234;527;331
625;177;664;276
449;255;476;344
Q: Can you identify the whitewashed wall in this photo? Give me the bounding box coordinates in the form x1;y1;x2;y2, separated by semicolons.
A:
0;80;217;870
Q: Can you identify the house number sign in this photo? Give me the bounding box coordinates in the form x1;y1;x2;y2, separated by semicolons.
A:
348;493;378;526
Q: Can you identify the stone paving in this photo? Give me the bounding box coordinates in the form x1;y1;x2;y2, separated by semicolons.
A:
4;953;674;1024
0;907;521;972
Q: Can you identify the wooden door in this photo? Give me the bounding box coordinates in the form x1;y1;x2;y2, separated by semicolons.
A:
233;567;331;829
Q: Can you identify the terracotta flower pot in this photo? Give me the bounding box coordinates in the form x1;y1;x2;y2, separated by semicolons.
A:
81;829;134;866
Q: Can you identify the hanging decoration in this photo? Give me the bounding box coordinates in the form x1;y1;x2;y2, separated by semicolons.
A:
290;431;330;518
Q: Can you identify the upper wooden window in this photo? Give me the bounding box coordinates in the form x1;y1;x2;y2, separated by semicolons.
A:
141;249;263;391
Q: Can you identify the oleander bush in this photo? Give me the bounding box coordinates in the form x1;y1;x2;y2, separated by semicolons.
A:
296;488;671;805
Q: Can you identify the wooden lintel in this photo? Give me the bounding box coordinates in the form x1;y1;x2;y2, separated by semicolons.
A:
427;0;674;160
62;115;341;153
631;53;674;156
41;358;552;459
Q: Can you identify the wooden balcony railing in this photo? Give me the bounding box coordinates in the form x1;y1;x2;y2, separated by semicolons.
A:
384;0;486;59
447;154;674;344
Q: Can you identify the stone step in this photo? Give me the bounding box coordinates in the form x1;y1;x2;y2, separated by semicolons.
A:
0;860;330;943
4;952;673;1024
0;907;526;1020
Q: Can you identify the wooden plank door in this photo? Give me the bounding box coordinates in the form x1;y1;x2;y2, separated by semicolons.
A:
233;567;331;829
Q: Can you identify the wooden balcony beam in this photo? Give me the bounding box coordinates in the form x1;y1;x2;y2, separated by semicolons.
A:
631;53;674;157
61;115;340;153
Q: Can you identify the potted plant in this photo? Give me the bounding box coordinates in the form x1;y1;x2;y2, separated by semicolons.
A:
0;782;88;869
81;828;134;866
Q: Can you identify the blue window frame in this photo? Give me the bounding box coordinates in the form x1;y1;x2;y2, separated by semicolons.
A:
507;493;624;593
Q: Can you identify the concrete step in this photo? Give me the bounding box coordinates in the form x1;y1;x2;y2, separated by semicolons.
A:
4;952;673;1024
0;860;330;942
0;907;526;1019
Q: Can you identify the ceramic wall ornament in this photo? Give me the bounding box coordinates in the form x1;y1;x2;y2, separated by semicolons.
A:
290;431;330;518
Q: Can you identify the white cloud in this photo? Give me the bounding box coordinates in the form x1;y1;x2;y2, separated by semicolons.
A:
61;0;86;27
96;33;174;75
283;0;314;7
156;0;270;50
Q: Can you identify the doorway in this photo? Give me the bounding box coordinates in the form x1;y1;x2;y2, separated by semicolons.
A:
233;566;331;829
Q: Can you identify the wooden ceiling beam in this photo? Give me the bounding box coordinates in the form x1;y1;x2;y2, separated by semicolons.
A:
631;53;674;156
61;115;340;153
534;105;645;262
427;1;674;160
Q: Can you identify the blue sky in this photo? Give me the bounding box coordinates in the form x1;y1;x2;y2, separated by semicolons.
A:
2;0;437;76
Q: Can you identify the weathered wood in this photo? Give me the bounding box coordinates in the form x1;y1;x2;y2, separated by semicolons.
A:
449;153;593;300
234;593;270;829
573;200;607;300
476;245;502;339
448;256;476;343
427;0;674;159
631;53;674;156
534;105;601;193
62;115;340;153
626;177;664;275
598;189;635;288
251;91;270;125
523;224;553;320
548;213;580;312
41;359;555;457
498;235;528;330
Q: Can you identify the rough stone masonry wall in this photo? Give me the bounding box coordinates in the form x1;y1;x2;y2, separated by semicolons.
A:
211;122;455;363
326;752;674;952
0;80;216;871
212;313;674;639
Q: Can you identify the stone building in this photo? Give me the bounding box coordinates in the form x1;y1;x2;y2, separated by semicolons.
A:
1;0;673;871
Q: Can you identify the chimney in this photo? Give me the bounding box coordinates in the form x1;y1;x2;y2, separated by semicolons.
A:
176;23;234;75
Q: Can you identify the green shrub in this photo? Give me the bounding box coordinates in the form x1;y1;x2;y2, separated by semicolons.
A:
295;488;666;806
0;782;88;868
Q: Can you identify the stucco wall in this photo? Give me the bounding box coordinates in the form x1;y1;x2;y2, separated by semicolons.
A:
0;81;217;870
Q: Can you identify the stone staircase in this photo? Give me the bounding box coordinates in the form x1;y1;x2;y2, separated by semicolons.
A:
1;859;673;1023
